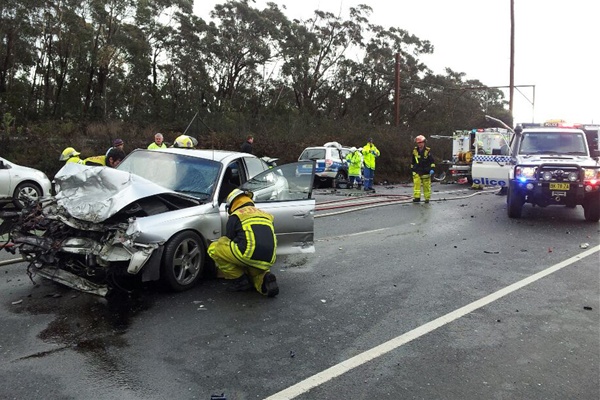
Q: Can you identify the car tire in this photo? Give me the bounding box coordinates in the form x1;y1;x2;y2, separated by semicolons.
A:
333;172;347;189
507;183;524;218
583;195;600;222
12;182;42;209
161;231;205;291
433;171;447;182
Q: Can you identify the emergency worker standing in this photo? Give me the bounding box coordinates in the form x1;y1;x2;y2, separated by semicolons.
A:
148;133;167;149
411;135;435;203
59;147;82;164
361;138;380;192
207;189;279;297
345;147;363;189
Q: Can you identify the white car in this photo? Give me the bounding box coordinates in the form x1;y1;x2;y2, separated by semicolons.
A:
0;156;52;208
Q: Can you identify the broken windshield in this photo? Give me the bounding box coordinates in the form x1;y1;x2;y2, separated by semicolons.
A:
118;150;220;199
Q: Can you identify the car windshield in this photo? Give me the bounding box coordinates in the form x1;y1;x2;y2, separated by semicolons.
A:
519;132;588;156
299;149;326;160
118;150;219;200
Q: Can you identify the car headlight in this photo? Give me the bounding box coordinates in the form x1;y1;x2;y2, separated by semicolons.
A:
583;168;600;182
515;166;537;181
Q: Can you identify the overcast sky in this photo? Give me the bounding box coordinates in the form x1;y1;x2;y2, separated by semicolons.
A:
194;0;600;126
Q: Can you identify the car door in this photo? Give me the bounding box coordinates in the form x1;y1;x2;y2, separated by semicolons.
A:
219;161;316;255
471;130;513;188
0;158;13;198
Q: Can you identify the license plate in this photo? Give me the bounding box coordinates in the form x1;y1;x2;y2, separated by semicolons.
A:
549;183;570;190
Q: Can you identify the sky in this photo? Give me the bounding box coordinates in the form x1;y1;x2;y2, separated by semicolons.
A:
194;0;600;125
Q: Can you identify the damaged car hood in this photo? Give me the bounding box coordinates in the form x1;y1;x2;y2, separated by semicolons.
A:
54;163;200;223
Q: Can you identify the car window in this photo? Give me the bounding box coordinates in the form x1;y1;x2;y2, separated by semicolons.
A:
244;156;268;179
241;162;314;202
299;149;326;160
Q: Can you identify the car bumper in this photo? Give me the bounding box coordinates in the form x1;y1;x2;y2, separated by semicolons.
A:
512;180;598;206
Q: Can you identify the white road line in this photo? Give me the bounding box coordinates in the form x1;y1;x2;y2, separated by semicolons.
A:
315;228;389;241
265;245;600;400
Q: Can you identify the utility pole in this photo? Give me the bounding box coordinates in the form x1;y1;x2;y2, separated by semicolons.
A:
509;0;515;117
395;53;401;127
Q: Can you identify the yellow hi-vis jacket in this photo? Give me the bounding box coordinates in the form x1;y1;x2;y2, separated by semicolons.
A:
362;143;380;169
227;205;276;270
81;155;106;166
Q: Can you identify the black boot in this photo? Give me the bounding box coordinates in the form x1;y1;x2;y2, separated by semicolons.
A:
227;275;252;292
261;272;279;297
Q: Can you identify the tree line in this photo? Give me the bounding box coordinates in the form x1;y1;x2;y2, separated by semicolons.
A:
0;0;511;180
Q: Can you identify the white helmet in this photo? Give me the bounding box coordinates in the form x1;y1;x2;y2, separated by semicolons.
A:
350;147;357;152
226;189;254;214
415;135;426;143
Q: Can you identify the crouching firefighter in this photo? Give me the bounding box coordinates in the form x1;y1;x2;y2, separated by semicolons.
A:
207;189;279;297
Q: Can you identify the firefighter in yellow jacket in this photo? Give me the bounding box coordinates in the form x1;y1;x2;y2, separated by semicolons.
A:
208;189;279;297
411;135;435;203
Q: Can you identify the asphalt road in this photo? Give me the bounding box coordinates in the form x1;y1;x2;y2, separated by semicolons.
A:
0;182;598;400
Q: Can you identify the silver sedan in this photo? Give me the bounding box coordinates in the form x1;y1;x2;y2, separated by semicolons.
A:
1;148;316;296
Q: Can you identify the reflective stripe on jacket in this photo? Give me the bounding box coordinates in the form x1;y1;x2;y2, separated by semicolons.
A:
227;205;276;269
411;146;435;175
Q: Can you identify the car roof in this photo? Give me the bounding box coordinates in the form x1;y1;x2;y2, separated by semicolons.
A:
522;127;583;133
132;148;254;164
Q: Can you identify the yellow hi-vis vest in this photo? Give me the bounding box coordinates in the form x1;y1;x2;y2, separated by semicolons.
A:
230;206;277;269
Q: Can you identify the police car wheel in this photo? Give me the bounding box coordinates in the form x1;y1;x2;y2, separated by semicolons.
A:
507;184;524;218
334;172;347;189
583;196;600;222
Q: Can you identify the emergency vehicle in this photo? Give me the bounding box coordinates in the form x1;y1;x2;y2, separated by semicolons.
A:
432;128;512;184
471;119;600;222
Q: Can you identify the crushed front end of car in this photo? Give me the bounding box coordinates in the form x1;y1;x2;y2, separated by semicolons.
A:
0;163;200;296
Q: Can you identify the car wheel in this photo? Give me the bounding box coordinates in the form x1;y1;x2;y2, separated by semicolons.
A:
333;172;347;189
161;231;205;291
12;182;42;209
433;171;447;182
507;183;524;218
583;195;600;222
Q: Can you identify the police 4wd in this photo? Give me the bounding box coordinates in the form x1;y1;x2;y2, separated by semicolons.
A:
506;123;600;222
472;118;600;221
297;142;350;188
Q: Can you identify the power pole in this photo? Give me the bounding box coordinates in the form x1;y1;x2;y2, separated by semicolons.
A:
509;0;515;117
395;53;401;127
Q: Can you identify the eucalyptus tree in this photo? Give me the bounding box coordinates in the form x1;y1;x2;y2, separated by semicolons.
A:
277;4;371;115
200;0;288;115
0;0;45;119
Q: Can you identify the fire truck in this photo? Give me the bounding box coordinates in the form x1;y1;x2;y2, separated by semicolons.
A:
432;127;512;184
